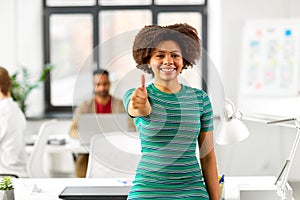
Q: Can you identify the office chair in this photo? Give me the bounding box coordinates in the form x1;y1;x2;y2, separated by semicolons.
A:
26;119;75;178
86;132;141;178
26;120;57;178
44;120;74;177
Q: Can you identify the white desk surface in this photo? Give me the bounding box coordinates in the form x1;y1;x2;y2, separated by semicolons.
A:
13;178;132;200
224;176;294;200
25;137;88;154
12;176;293;200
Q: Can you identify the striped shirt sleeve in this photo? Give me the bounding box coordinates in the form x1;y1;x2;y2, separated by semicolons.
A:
200;91;214;132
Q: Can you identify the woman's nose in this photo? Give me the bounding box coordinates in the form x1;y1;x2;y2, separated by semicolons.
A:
163;55;173;65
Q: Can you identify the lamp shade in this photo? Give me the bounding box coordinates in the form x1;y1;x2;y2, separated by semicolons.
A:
217;118;250;145
216;98;250;145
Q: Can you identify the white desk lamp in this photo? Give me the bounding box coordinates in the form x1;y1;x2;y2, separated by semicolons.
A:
267;117;300;200
217;98;250;145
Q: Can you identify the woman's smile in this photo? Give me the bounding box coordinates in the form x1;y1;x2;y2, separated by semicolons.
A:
159;67;176;71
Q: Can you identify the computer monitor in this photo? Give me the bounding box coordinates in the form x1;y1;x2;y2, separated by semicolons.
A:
77;113;129;146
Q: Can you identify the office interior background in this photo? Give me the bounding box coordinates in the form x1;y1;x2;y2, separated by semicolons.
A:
1;0;300;198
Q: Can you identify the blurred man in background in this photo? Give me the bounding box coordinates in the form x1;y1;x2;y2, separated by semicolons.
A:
69;69;133;177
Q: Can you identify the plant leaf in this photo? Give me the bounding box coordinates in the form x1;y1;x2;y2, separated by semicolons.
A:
9;65;54;113
0;177;14;190
39;64;54;82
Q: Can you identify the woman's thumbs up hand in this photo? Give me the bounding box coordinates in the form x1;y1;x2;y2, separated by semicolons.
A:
129;74;151;116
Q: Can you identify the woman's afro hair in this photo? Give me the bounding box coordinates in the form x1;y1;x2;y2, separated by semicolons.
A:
132;23;201;74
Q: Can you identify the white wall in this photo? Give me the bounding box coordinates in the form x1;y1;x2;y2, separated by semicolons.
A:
17;0;44;117
220;0;292;101
0;1;17;73
216;0;300;181
0;0;44;117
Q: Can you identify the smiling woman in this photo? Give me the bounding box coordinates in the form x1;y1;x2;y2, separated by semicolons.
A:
123;24;219;200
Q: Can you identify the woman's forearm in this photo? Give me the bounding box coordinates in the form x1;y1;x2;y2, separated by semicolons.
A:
200;149;220;200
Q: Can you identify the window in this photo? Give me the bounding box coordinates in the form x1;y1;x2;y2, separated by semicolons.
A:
49;14;93;106
99;0;151;6
44;0;208;113
47;0;96;6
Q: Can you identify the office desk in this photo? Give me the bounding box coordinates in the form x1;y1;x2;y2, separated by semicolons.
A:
224;176;294;200
13;176;294;200
25;138;88;177
13;178;132;200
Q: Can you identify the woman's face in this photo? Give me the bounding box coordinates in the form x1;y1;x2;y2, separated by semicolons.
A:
149;40;184;83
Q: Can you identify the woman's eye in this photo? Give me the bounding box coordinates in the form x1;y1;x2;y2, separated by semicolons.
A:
156;54;164;58
172;54;180;58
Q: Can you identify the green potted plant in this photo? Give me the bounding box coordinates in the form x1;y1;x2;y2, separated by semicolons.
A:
10;64;54;114
0;176;14;200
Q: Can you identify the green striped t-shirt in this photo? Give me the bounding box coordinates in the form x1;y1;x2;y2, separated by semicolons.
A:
123;83;214;199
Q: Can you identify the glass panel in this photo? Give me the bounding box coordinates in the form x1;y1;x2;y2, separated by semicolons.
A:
47;0;96;6
99;0;151;5
158;12;202;36
155;0;205;5
50;14;93;106
100;10;152;42
158;12;202;89
98;10;152;99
